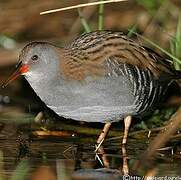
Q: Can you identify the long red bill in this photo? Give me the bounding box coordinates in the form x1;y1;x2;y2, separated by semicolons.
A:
2;64;29;88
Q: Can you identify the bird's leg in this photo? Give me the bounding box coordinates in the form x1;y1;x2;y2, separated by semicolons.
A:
122;116;132;144
95;122;111;167
95;122;111;152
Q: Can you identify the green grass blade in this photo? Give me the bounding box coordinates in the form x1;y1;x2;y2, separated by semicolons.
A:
175;16;181;70
127;25;137;38
170;16;181;70
98;0;104;30
78;8;91;33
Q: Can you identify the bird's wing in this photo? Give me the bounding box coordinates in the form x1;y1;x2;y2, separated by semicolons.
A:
60;31;177;81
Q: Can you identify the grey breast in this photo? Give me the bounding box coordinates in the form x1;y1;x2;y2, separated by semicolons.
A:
47;73;136;122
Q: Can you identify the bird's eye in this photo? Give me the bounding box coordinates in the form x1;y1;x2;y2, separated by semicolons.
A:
31;55;38;61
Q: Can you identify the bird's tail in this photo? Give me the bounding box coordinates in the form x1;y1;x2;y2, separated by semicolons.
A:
173;70;181;79
173;71;181;88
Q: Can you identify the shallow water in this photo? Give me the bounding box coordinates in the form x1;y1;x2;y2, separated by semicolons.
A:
0;111;181;179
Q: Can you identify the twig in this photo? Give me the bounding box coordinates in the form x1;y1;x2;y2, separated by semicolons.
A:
132;107;181;172
40;0;127;15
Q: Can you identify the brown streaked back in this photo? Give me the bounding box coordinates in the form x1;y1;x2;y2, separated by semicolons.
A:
59;30;177;81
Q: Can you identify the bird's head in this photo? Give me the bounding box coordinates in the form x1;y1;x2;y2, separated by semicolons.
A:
2;42;60;87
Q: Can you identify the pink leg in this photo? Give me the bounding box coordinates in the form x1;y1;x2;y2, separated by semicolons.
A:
122;116;132;144
96;122;111;152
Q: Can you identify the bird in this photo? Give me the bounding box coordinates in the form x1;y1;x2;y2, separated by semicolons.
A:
2;30;181;149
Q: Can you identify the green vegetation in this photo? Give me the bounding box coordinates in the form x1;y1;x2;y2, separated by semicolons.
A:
78;0;105;32
170;16;181;70
98;0;104;30
136;0;167;14
10;160;30;180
